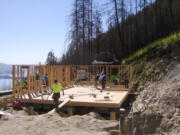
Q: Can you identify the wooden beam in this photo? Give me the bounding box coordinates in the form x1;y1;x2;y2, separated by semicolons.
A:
51;66;54;87
31;66;35;96
105;85;130;91
12;65;16;98
20;98;125;108
110;112;116;120
106;66;109;83
33;66;36;93
20;66;23;97
66;66;70;86
17;65;20;97
28;106;36;115
67;107;73;116
129;65;133;89
27;67;31;95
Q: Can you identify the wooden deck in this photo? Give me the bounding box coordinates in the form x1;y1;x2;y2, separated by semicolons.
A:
21;86;129;108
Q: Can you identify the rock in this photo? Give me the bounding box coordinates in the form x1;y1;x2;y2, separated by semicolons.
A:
145;62;151;69
163;45;168;50
160;118;173;131
143;113;162;134
155;68;161;74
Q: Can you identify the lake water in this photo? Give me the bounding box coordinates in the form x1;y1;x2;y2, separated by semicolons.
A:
0;78;12;91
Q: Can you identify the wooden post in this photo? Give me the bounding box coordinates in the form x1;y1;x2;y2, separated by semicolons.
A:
33;66;36;93
31;66;35;97
20;66;23;98
27;66;32;99
66;66;71;86
67;107;73;116
110;112;116;120
59;66;62;83
29;106;35;115
106;66;109;84
51;66;54;88
110;67;112;83
17;65;20;98
12;65;16;98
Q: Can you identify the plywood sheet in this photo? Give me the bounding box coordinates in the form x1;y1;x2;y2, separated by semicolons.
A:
21;86;129;108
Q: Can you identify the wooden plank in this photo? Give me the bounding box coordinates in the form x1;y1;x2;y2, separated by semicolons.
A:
28;106;36;115
58;98;71;108
20;85;130;108
105;85;130;91
65;66;70;86
67;107;73;116
110;112;116;120
21;66;29;68
118;91;130;107
20;99;124;108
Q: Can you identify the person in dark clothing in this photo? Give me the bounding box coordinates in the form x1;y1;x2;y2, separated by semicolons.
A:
99;71;106;90
94;71;100;89
44;74;48;86
36;71;40;80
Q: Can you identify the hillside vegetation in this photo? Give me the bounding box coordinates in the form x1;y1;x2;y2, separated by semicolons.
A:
120;32;180;135
122;32;180;64
56;0;180;65
121;32;180;92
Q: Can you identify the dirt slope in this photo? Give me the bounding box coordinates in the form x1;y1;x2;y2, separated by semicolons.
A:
0;110;118;135
123;42;180;135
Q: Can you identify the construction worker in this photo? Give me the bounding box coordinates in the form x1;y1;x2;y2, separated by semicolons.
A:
94;70;100;89
99;70;106;90
44;74;48;87
52;80;64;110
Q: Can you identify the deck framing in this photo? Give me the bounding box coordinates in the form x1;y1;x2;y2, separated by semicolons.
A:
12;65;133;109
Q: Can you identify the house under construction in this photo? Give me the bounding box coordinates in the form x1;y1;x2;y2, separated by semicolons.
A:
12;65;133;119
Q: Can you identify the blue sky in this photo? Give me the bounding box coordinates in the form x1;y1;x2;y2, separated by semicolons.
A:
0;0;107;65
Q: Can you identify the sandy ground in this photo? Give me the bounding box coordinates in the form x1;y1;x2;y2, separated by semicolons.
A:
0;108;118;135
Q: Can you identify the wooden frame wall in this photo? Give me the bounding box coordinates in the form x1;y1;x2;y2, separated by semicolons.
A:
12;65;133;98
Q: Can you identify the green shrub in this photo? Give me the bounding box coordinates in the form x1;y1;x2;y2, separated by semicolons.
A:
122;32;180;64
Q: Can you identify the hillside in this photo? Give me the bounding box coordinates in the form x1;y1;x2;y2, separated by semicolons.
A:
0;63;12;75
121;33;180;135
58;0;180;65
